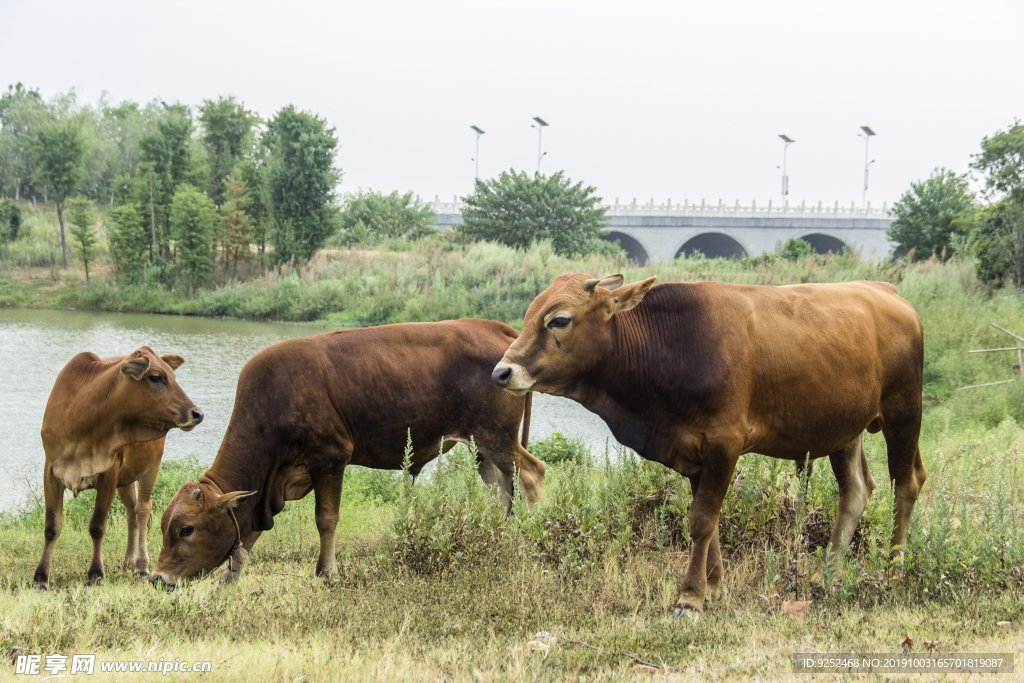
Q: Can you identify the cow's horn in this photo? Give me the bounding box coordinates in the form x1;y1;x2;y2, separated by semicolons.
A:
582;278;601;292
191;488;202;501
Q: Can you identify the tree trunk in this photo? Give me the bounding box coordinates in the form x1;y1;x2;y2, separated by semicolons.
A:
149;169;157;257
56;194;68;270
31;185;36;208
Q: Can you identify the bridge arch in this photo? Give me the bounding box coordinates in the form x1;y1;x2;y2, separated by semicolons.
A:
675;232;748;260
800;233;849;255
600;231;650;264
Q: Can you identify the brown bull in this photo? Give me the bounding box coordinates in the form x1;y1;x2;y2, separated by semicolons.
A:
151;319;544;588
34;347;203;589
492;274;925;616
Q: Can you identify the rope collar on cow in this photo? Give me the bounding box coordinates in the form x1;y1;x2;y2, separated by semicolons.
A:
202;476;243;572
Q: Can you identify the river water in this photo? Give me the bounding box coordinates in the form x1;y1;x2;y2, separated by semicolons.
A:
0;309;617;510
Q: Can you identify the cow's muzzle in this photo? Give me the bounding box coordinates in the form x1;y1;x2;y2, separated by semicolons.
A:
149;573;176;590
177;409;204;432
491;361;533;395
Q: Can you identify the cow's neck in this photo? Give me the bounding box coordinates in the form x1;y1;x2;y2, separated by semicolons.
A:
565;284;708;466
203;427;270;534
65;363;159;462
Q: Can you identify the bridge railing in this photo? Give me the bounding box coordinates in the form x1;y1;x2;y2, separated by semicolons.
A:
425;196;890;219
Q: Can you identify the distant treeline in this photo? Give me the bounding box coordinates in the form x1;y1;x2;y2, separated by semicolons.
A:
0;83;341;270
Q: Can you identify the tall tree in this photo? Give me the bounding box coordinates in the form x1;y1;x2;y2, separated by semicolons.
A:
33;116;86;269
138;104;195;253
459;170;609;256
219;171;253;273
265;105;341;263
107;204;149;284
0;84;46;202
67;196;97;281
887;168;976;261
199;96;257;207
970;121;1024;287
170;184;217;291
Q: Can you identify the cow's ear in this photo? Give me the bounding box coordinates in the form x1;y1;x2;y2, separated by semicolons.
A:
121;356;151;380
583;274;624;292
215;490;257;512
607;276;657;316
162;354;185;371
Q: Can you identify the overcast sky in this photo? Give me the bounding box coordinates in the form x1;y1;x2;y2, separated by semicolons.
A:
3;0;1022;208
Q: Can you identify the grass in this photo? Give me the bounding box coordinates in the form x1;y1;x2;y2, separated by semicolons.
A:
2;416;1024;682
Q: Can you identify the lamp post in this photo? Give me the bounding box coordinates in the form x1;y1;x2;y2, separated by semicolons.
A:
778;134;794;205
531;117;548;172
859;126;876;208
470;125;485;181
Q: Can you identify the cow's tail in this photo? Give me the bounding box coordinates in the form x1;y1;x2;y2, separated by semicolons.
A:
520;392;532;450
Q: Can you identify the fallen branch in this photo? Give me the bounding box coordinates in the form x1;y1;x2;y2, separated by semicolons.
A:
556;634;679;673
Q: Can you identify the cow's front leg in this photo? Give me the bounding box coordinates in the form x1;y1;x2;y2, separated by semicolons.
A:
673;442;738;617
33;464;66;590
117;480;140;572
312;469;344;579
87;469;120;586
220;531;262;585
133;461;160;576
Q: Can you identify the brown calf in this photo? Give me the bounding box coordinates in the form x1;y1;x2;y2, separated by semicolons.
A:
34;348;203;589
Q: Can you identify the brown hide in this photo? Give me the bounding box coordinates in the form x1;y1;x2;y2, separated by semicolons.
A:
493;275;925;615
33;347;202;588
151;319;542;586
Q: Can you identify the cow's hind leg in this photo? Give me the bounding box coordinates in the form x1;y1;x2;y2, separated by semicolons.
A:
117;481;140;572
812;433;875;584
312;467;345;579
882;418;926;555
86;468;120;586
33;463;66;590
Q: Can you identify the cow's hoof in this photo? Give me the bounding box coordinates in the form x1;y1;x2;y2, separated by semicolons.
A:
134;570;149;578
86;576;104;587
34;581;48;592
672;604;702;621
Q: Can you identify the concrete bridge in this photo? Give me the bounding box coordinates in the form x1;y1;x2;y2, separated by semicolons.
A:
428;197;894;264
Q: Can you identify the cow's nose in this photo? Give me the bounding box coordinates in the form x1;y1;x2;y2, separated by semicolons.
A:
492;367;512;388
191;409;204;425
149;574;175;591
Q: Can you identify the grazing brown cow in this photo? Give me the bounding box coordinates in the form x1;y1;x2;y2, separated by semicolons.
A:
34;348;203;589
492;274;925;617
150;319;543;588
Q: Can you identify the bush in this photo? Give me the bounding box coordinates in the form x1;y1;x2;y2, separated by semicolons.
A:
529;432;590;465
0;198;22;242
338;190;436;245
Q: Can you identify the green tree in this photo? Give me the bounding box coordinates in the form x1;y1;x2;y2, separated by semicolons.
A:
66;196;97;281
265;106;341;263
459;170;609;256
199;96;258;207
139;104;195;253
170;184;216;290
107;204;149;284
0;83;44;200
887;168;976;261
219;171;253;273
237;158;272;253
338;189;436;244
33;116;86;270
970;122;1024;286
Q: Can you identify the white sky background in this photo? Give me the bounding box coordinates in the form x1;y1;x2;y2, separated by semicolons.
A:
2;0;1022;208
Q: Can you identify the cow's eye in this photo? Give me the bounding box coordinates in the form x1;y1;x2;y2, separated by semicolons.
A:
179;526;194;537
149;374;163;384
547;316;571;329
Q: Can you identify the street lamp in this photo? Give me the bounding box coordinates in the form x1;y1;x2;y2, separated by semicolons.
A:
470;125;485;181
778;134;794;204
531;117;548;172
859;126;876;208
